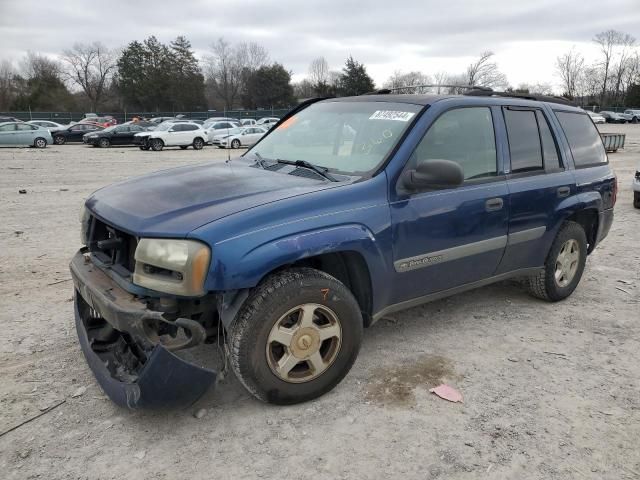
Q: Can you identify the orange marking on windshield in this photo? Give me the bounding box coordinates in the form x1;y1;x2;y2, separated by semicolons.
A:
277;117;297;130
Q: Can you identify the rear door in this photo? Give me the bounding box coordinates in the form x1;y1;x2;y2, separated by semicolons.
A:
15;123;37;145
496;105;575;273
111;126;129;145
181;124;198;144
389;105;509;303
0;123;17;145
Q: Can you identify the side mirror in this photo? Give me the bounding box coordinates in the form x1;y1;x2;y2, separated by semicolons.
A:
403;159;464;191
168;128;175;132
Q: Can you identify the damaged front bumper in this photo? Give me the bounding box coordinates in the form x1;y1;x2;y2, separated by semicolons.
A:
70;249;217;409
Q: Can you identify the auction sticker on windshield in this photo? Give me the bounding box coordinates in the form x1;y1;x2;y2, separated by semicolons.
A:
369;110;415;121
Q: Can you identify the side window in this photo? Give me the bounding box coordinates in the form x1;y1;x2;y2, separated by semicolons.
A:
555;112;607;167
0;124;16;132
409;107;497;181
504;109;543;172
17;124;35;131
185;124;198;131
535;110;561;170
171;124;183;132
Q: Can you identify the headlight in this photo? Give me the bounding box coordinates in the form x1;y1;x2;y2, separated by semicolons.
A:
133;238;211;296
79;205;90;245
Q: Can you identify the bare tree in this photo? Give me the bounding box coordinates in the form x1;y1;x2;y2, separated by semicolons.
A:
555;49;584;99
0;60;17;110
611;35;637;103
383;70;431;91
593;30;635;104
308;57;330;86
62;42;117;111
204;38;269;109
465;51;508;89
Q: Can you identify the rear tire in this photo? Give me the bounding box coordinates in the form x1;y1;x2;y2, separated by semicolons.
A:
229;268;363;405
632;117;639;124
526;221;587;301
150;139;164;151
54;136;65;145
634;192;640;209
98;138;110;148
193;137;204;150
34;137;47;148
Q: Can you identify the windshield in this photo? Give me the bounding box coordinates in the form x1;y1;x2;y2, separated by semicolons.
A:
155;122;173;131
248;101;422;175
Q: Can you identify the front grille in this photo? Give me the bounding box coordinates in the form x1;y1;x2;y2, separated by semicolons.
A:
88;216;137;276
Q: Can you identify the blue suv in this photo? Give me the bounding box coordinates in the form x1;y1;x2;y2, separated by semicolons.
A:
70;92;616;408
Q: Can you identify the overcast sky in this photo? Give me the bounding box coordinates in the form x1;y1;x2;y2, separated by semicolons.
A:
1;0;639;90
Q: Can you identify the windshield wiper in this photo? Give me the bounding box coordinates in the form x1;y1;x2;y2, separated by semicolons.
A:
276;159;338;182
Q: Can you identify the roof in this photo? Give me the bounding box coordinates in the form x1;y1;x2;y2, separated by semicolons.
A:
327;94;453;106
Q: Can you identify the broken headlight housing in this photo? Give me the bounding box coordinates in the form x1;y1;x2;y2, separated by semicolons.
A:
133;238;211;296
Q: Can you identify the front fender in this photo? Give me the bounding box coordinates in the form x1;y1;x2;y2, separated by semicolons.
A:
209;223;389;293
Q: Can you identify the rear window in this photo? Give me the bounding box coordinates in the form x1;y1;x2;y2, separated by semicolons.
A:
555;112;607;167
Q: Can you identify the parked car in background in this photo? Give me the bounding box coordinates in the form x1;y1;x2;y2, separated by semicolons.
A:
53;123;103;144
585;111;606;124
600;111;628;123
133;121;207;151
150;116;178;124
624;109;640;123
79;116;117;128
256;117;280;127
27;120;69;132
124;119;157;129
213;126;267;148
240;119;257;126
0;122;52;148
0;115;22;123
83;124;149;148
204;120;240;142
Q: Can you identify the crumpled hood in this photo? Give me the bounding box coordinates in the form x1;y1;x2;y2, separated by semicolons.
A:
86;161;332;237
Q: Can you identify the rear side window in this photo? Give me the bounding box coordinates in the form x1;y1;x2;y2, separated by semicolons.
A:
555;112;607;167
183;124;198;131
504;109;543;172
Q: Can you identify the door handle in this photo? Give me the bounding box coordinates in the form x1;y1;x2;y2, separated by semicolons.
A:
557;186;571;198
485;197;504;212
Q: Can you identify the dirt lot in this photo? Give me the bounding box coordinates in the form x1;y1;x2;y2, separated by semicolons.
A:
1;127;639;480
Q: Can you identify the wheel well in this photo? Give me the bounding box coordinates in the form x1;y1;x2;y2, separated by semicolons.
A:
567;209;598;253
290;251;373;326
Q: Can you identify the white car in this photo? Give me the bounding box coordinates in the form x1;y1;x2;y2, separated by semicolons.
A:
624;109;640;124
27;120;68;132
586;111;606;124
204;121;240;143
256;117;280;128
212;126;268;148
240;119;257;126
633;165;640;209
134;122;207;151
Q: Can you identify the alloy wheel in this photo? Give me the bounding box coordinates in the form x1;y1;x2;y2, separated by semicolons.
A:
554;239;580;287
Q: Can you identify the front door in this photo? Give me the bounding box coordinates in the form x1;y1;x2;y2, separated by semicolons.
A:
0;123;17;145
389;106;509;304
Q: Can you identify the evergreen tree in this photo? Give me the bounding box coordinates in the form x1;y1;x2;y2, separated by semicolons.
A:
169;36;206;111
242;63;295;109
337;56;375;96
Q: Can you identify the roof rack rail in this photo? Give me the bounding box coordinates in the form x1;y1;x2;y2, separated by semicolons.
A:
366;84;492;95
463;89;576;107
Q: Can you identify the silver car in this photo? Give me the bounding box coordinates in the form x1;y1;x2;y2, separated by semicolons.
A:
27;120;69;133
0;122;52;148
213;126;267;148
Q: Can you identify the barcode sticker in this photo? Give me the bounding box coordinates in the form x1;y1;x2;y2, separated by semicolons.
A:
369;110;415;122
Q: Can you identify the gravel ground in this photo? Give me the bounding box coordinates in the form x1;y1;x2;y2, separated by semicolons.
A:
1;127;639;480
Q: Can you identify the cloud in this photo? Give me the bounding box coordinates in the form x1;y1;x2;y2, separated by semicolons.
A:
1;0;639;88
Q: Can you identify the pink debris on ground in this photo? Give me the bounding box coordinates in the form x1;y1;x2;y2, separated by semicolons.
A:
429;384;463;403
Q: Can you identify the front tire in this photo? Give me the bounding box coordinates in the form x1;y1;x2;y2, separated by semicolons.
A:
231;139;241;149
34;137;47;148
98;138;110;148
526;221;587;301
634;192;640;209
230;268;363;405
54;136;66;145
150;139;164;151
